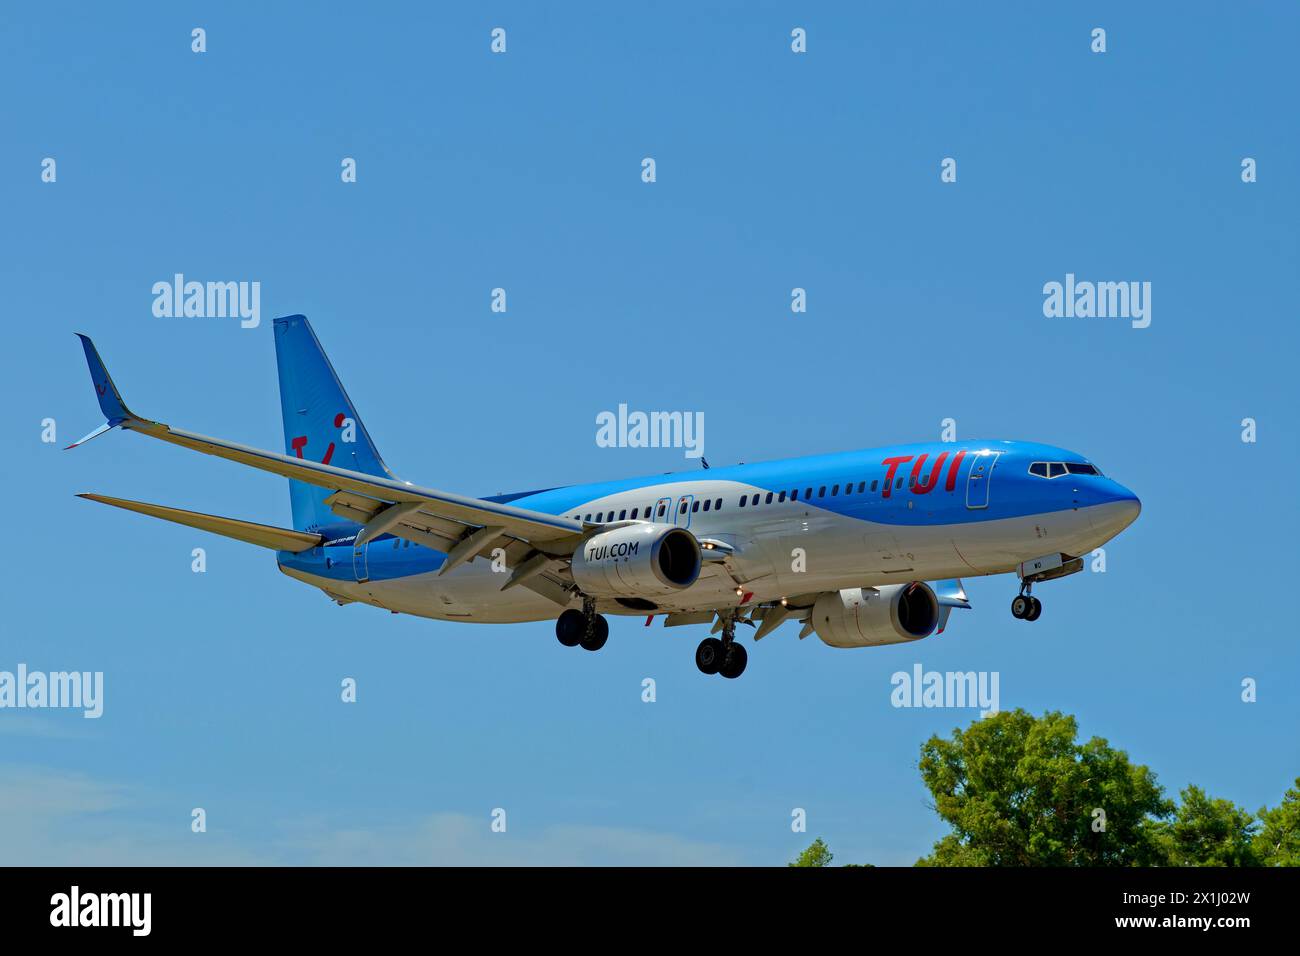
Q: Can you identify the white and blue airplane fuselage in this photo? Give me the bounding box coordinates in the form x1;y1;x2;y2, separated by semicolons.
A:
70;316;1140;679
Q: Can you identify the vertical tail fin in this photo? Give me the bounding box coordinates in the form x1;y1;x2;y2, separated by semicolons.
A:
273;315;392;532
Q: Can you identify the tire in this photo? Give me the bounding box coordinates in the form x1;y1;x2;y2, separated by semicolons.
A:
580;614;609;651
695;637;724;675
556;609;584;647
1011;595;1030;619
1025;597;1042;622
719;642;748;679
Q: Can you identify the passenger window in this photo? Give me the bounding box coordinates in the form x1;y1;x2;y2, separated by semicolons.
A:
739;496;747;508
679;501;688;514
818;486;826;497
765;492;774;504
831;484;839;496
805;488;812;499
596;512;604;522
895;476;903;489
619;509;627;520
715;498;722;510
584;513;592;522
631;508;639;519
791;489;799;501
657;504;666;517
857;481;865;493
702;499;710;512
870;480;878;492
778;491;786;503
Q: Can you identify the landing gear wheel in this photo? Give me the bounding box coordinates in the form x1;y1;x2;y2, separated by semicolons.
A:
580;614;609;651
1025;597;1042;622
719;642;748;679
695;637;724;675
1011;595;1030;619
556;609;584;647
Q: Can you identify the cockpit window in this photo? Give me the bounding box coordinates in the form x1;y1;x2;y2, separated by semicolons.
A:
1031;460;1101;478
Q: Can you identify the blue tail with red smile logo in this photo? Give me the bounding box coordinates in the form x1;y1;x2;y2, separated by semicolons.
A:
273;315;393;533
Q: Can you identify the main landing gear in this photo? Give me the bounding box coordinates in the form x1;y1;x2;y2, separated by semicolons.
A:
696;613;748;679
1010;585;1042;622
556;598;608;652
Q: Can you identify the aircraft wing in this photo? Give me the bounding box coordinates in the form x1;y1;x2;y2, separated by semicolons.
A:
69;334;589;576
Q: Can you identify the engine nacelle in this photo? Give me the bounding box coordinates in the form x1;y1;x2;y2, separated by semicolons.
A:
810;584;940;648
570;523;702;599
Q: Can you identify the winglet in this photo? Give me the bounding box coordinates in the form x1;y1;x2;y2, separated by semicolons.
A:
932;578;971;635
75;333;135;424
933;578;972;609
67;333;138;449
64;421;115;450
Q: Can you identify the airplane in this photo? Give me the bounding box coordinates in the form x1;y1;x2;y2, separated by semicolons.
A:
68;315;1141;680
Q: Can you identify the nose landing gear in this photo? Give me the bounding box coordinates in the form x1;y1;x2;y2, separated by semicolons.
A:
1010;587;1042;622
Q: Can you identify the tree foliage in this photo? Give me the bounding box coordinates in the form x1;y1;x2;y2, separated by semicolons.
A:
789;713;1296;867
788;837;833;867
1153;785;1261;866
1254;777;1300;866
916;709;1172;866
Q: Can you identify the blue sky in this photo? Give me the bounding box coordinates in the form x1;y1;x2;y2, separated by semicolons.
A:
1;2;1297;865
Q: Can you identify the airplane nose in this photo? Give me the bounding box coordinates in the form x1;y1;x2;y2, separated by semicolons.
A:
1088;487;1141;539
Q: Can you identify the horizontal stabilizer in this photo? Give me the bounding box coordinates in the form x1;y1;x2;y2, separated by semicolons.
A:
78;494;322;553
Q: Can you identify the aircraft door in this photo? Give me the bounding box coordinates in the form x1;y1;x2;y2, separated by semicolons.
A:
965;451;1001;509
353;539;369;582
674;494;695;529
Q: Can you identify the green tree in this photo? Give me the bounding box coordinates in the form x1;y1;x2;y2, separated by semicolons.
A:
1255;778;1300;866
789;837;833;867
1152;785;1260;866
916;709;1173;866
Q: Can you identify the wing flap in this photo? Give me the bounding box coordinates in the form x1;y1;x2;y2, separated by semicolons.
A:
78;494;322;552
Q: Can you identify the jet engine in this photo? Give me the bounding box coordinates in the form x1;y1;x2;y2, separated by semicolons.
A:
810;584;940;648
570;523;702;599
